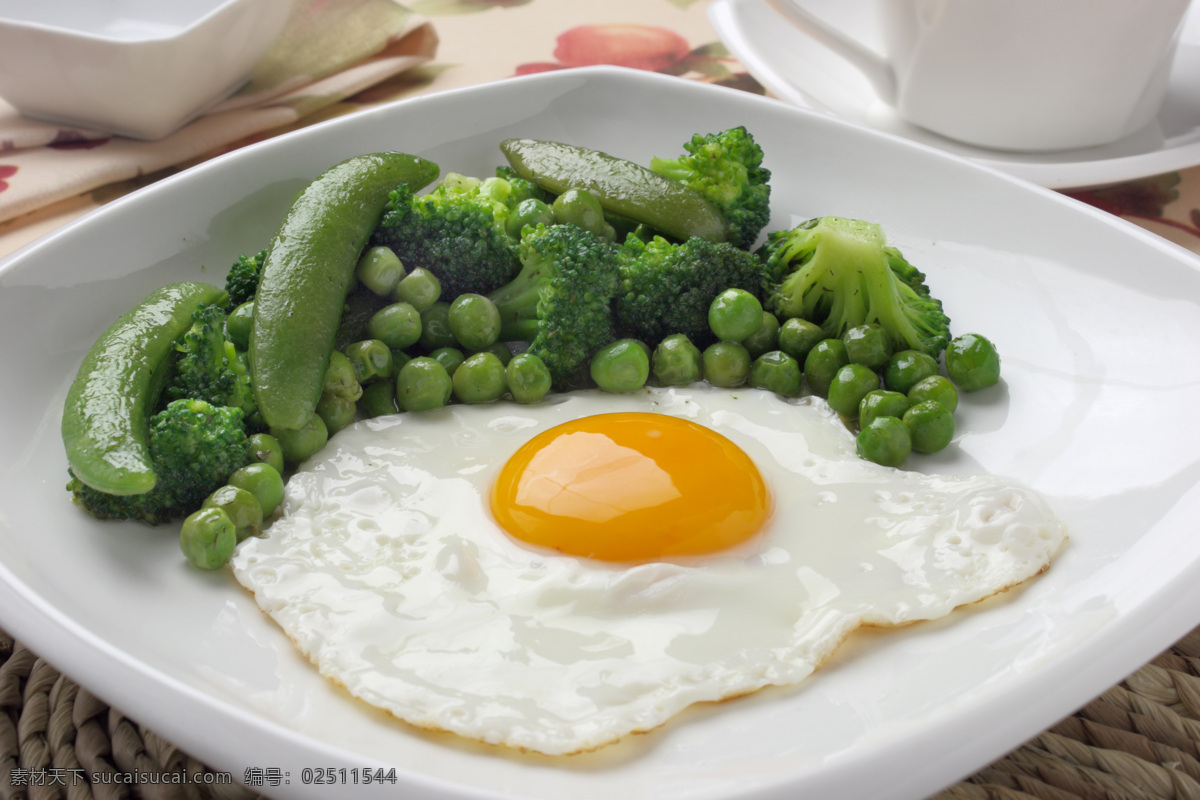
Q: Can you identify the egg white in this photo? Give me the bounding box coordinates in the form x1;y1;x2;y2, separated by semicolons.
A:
230;386;1066;755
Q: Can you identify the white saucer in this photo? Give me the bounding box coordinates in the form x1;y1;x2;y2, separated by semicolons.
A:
710;0;1200;189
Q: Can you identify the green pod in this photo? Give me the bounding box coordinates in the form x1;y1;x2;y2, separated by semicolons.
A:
499;138;728;244
250;152;439;431
61;281;228;496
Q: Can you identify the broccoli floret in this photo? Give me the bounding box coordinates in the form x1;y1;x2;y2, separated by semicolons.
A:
224;249;267;307
759;217;952;357
370;173;522;297
163;303;257;421
614;235;763;348
487;223;620;387
495;165;555;206
68;399;251;525
649;126;772;250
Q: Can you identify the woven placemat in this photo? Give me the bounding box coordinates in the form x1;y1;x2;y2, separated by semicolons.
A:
4;627;1200;800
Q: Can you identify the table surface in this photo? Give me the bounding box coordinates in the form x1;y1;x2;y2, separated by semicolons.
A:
2;2;1200;799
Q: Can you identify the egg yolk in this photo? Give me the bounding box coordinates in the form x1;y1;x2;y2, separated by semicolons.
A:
490;413;771;562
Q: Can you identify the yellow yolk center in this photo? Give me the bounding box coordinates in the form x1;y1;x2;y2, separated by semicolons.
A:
490;412;771;561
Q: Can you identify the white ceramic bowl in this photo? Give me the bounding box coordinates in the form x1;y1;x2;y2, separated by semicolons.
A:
0;0;295;140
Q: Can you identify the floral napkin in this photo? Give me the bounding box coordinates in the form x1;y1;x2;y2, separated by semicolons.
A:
0;0;437;226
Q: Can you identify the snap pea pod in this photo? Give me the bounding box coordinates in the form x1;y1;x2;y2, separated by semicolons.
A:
250;152;439;430
61;281;228;496
499;138;728;244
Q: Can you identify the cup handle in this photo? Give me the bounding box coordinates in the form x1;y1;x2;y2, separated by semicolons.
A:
764;0;897;105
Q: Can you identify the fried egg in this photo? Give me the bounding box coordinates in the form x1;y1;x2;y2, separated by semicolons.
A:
230;385;1066;756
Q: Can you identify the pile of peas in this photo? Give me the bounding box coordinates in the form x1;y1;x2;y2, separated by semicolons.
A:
589;286;1001;469
183;244;559;570
187;249;1001;569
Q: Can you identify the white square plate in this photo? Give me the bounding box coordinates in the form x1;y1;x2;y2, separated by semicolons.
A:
2;67;1200;799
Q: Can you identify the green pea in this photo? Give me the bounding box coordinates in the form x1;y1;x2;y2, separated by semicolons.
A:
179;507;237;570
945;333;1001;392
419;301;457;351
651;333;702;386
884;350;940;395
389;349;412;377
590;339;650;393
908;374;959;413
473;341;513;367
360;380;398;418
448;293;502;351
343;339;393;384
246;432;285;475
355;245;405;297
430;346;465;376
803;338;849;397
393;267;442;313
708;288;763;343
452;352;508;404
322;349;363;401
842;323;892;369
749;350;802;396
826;363;881;417
778;318;825;364
903;399;956;454
856;416;912;468
505;198;555;239
702;341;752;388
742;311;780;359
367;302;422;350
225;301;254;351
228;462;285;517
506;352;552;404
858;390;912;430
316;392;357;435
552;188;616;241
396;356;453;412
270;414;328;465
202;484;263;542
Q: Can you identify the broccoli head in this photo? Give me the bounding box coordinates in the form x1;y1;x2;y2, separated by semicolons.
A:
163;303;257;421
487;223;620;387
614;235;763;348
68;399;251;525
759;216;951;357
224;249;267;307
370;173;522;297
495;165;556;206
649;126;772;250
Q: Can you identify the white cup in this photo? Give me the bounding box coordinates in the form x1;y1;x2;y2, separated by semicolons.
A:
767;0;1193;152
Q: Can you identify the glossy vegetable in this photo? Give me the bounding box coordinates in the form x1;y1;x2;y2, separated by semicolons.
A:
702;341;751;388
500;138;728;243
749;350;802;396
250;152;438;431
651;334;703;386
708;288;763;343
505;352;552;404
945;333;1001;391
62;281;227;496
590;339;650;393
179;507;237;570
856;416;912;467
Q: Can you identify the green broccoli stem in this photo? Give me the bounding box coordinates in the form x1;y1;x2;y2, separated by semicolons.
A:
487;258;550;342
647;156;690;183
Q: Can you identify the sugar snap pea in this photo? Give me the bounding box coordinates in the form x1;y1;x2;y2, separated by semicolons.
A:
61;281;228;496
250;152;438;430
499;138;728;244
